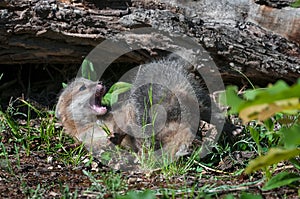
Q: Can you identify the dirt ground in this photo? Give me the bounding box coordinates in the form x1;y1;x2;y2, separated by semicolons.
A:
0;119;299;198
0;65;299;198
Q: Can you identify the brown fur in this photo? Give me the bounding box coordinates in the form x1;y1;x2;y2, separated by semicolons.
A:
56;57;209;159
56;78;112;151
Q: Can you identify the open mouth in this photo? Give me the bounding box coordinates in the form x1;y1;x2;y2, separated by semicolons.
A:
90;82;107;115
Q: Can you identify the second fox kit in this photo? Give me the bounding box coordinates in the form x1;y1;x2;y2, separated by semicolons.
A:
56;56;222;158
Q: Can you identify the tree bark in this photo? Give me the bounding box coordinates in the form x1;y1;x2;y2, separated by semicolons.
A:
0;0;299;85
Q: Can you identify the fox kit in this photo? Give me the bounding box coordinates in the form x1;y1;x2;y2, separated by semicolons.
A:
56;56;225;160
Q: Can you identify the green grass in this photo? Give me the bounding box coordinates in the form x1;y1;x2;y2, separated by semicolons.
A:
1;79;300;198
1;98;89;165
0;142;14;174
83;170;126;198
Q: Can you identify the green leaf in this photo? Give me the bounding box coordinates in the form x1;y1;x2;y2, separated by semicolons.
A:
238;80;300;123
110;93;119;106
101;93;111;106
240;192;263;199
290;158;300;170
249;127;260;146
220;86;245;114
62;82;68;88
107;82;132;94
262;172;300;191
281;124;300;149
243;88;265;101
81;59;97;81
245;148;300;174
102;82;132;106
264;118;274;132
221;80;300;120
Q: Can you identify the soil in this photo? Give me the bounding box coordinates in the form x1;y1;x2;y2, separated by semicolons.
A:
0;110;299;198
0;131;299;198
0;65;299;198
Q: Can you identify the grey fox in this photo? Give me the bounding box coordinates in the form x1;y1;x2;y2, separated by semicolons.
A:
56;56;228;159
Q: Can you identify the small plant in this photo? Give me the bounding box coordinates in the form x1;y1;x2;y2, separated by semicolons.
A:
162;146;202;176
83;170;126;197
101;81;132;106
81;59;97;81
25;184;46;198
60;184;78;199
291;0;300;8
0;142;14;174
81;59;133;107
138;84;161;169
66;59;133;107
134;84;179;171
221;79;300;188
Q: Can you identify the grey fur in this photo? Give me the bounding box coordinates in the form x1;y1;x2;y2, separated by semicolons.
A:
55;55;227;159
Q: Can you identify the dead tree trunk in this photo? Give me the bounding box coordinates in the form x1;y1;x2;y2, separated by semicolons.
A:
0;0;299;85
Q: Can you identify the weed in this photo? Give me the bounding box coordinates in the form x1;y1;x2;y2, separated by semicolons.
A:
0;142;13;174
162;146;202;176
137;84;168;170
231;67;255;89
26;184;45;199
0;103;22;141
60;184;78;199
1;98;90;167
83;170;126;197
14;143;21;170
222;79;300;186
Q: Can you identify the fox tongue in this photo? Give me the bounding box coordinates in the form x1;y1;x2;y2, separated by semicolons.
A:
91;104;107;115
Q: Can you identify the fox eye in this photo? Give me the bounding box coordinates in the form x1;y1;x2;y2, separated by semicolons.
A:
79;85;87;91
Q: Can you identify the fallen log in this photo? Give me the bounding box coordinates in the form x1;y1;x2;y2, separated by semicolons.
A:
0;0;299;86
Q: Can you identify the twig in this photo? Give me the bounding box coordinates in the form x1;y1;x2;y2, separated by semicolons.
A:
193;160;234;175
